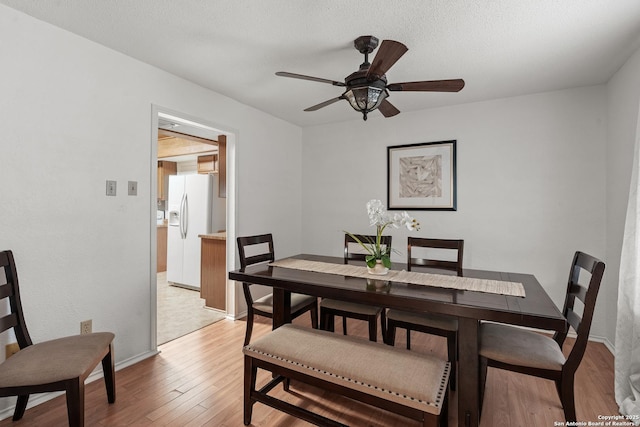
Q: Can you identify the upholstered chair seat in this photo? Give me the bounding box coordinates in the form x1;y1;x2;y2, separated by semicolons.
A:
0;333;115;388
387;310;458;332
319;299;383;316
479;323;565;371
253;292;318;315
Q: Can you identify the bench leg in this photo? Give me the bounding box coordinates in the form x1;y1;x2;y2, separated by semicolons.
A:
446;334;456;391
423;415;437;427
425;386;449;427
441;387;449;427
244;355;257;426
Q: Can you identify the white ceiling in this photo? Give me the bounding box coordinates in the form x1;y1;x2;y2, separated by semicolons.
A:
3;0;640;127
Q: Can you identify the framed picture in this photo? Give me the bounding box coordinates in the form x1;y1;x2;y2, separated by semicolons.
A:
387;140;457;211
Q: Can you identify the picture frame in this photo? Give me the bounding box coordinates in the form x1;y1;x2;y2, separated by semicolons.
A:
387;140;457;211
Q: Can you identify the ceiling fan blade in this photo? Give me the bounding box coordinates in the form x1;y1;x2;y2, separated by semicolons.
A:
304;96;344;111
378;99;400;117
366;40;408;80
276;71;345;87
387;79;465;92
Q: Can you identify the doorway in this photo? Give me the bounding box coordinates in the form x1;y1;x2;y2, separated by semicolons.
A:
150;107;237;347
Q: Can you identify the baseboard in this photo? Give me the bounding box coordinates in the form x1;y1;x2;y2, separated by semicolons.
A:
0;349;159;422
228;310;247;321
587;334;615;355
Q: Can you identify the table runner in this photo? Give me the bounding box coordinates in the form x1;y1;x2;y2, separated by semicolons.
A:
270;258;525;297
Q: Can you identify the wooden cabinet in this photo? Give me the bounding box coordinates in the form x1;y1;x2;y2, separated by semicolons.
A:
157;161;177;201
197;154;218;174
157;226;168;272
200;234;226;311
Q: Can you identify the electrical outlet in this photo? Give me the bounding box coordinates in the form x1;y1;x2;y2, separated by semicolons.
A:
80;319;92;335
5;343;19;359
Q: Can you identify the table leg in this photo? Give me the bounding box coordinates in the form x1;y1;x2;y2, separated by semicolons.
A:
272;288;292;329
457;317;479;427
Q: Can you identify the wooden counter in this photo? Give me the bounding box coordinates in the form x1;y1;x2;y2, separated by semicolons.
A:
199;232;226;311
157;223;168;272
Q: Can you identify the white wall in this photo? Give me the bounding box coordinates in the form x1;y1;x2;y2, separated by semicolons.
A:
0;3;302;368
302;86;609;338
605;46;640;345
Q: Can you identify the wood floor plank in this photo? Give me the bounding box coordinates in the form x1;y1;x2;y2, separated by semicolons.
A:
0;315;619;426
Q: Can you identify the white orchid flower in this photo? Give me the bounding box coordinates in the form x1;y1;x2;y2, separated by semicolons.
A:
345;200;421;268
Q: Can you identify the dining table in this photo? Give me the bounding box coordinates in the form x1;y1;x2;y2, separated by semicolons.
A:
229;253;567;427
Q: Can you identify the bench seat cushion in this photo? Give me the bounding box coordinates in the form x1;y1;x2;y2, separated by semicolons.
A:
0;332;114;388
244;324;448;414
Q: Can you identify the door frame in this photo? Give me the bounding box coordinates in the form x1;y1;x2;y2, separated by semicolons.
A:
150;105;238;350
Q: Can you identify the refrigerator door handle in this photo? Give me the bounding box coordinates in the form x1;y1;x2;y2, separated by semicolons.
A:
183;193;189;238
179;193;186;239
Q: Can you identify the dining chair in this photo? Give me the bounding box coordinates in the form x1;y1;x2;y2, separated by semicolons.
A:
319;234;390;342
0;250;115;427
478;251;605;422
237;233;318;346
385;237;464;390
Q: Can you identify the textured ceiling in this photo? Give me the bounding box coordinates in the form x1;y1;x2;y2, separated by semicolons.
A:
2;0;640;127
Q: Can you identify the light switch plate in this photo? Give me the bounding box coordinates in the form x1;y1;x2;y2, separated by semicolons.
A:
128;181;137;196
106;180;117;196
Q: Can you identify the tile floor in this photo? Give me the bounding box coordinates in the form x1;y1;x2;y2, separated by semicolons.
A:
156;272;226;344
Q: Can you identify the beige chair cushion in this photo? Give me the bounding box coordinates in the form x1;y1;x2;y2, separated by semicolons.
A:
480;322;565;371
0;332;114;387
387;309;458;331
320;298;382;316
253;292;316;314
244;324;449;414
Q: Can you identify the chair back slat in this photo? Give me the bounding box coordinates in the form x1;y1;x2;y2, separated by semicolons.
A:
556;251;605;374
410;259;461;271
344;234;392;264
0;313;18;335
0;283;12;300
407;237;464;276
565;308;582;334
568;283;587;304
0;250;34;349
237;234;275;269
242;253;274;268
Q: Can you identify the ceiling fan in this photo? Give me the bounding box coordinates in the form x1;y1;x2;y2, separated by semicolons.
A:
276;35;465;121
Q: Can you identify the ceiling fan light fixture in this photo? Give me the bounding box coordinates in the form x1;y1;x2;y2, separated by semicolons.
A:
343;86;388;120
276;35;464;121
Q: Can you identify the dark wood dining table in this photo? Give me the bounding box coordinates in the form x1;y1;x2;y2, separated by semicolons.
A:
229;254;567;427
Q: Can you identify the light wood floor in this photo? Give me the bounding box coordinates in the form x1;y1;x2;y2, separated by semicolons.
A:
0;314;618;426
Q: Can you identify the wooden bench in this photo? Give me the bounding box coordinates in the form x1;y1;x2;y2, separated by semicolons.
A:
243;324;450;427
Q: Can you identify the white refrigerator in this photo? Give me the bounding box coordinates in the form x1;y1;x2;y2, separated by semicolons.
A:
166;174;225;290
